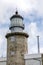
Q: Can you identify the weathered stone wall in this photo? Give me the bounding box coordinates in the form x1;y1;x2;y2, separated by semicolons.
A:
6;33;28;65
41;54;43;65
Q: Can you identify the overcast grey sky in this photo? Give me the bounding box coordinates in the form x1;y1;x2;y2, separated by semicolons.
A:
0;0;43;57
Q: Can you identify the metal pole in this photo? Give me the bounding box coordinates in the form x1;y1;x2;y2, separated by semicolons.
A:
37;36;40;53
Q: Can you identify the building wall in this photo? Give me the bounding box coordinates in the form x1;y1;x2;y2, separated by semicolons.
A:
0;61;6;65
25;59;41;65
0;57;6;65
24;54;42;65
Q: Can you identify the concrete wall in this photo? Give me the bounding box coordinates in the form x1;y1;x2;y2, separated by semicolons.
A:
0;61;6;65
25;59;41;65
24;54;42;65
0;57;6;65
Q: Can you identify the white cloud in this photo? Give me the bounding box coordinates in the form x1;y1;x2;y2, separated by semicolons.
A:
36;0;43;15
28;22;38;36
0;0;43;24
40;48;43;53
0;0;38;22
0;27;10;57
27;22;38;54
25;22;43;54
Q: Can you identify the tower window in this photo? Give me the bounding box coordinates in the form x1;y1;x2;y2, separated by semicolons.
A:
10;47;15;56
11;36;15;42
11;51;15;56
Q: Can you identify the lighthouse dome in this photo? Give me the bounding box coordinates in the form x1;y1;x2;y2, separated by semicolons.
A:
9;11;24;32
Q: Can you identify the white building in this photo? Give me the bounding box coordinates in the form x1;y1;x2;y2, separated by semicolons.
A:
0;54;43;65
24;54;43;65
0;57;6;65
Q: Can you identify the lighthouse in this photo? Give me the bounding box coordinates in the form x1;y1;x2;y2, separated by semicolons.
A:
6;11;29;65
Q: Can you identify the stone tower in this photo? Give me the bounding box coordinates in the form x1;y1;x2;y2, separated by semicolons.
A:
6;11;29;65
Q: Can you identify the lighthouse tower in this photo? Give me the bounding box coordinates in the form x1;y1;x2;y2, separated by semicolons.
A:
6;11;29;65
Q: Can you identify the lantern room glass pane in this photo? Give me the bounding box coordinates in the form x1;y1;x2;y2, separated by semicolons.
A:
11;18;23;26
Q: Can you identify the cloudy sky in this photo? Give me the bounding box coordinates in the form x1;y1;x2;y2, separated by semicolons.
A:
0;0;43;57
